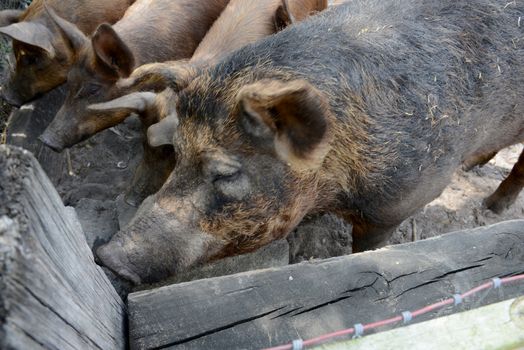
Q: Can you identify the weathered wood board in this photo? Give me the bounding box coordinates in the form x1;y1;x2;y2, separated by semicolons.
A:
316;297;524;350
129;220;524;350
0;145;126;350
5;86;68;185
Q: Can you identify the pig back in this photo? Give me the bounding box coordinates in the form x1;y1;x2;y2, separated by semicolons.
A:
19;0;135;34
114;0;231;66
207;0;524;155
186;0;524;221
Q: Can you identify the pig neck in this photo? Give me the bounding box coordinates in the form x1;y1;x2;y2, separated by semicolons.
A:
190;0;281;65
315;105;391;212
21;0;133;34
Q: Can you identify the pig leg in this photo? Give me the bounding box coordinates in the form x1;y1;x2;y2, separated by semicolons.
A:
351;221;396;253
124;143;176;207
462;151;497;171
484;149;524;214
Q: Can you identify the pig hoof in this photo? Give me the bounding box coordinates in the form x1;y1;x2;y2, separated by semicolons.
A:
483;194;514;214
96;245;142;284
38;134;65;153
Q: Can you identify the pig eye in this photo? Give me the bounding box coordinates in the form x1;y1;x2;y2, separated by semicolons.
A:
19;52;39;65
77;83;102;98
213;170;250;201
212;170;241;184
203;153;249;200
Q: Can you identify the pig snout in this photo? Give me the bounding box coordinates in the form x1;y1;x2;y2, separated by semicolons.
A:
96;242;142;284
0;85;23;107
39;109;87;152
38;128;67;152
95;200;226;284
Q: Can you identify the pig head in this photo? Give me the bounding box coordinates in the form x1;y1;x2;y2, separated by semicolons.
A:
39;0;232;151
0;0;132;105
97;78;334;284
38;11;137;151
0;9;71;106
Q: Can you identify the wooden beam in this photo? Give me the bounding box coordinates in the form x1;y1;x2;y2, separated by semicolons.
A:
5;86;67;185
315;297;524;350
128;220;524;350
0;145;126;350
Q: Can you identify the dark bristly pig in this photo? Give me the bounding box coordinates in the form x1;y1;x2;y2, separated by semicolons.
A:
97;0;524;284
38;0;231;151
0;0;135;106
87;0;328;206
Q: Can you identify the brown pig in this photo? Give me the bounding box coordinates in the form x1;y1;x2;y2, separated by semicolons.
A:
38;0;231;151
96;0;524;284
118;0;328;93
88;0;328;206
0;0;135;106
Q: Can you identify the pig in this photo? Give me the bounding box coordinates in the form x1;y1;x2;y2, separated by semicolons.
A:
38;0;231;152
117;0;328;93
0;0;135;106
96;0;524;285
87;0;328;206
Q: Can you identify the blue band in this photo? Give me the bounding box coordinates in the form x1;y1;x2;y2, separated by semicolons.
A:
353;323;364;338
402;311;413;324
292;339;303;350
492;278;502;289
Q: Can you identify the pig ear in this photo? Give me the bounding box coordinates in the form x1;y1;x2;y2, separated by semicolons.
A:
0;21;56;56
92;23;135;78
147;111;179;147
88;91;157;115
45;6;87;53
117;61;195;93
0;9;23;27
274;0;328;30
238;79;332;171
303;0;329;19
274;0;295;31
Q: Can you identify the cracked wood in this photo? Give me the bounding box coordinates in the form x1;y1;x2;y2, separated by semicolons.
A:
128;220;524;350
0;145;126;350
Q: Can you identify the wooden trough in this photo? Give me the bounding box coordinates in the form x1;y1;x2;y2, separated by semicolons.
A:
1;144;523;349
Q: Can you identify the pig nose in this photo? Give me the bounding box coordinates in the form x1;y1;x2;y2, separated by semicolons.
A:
96;243;142;284
0;86;22;107
38;130;66;152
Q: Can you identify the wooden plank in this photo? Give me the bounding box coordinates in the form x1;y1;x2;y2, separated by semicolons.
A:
128;220;524;350
315;297;524;350
0;145;126;350
5;86;68;186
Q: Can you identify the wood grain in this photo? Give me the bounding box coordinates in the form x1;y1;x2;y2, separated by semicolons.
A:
0;145;126;350
129;220;524;350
